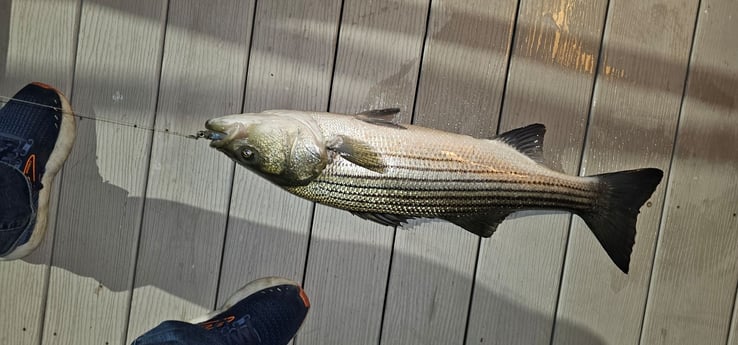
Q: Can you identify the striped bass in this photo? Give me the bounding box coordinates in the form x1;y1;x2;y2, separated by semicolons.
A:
202;108;663;273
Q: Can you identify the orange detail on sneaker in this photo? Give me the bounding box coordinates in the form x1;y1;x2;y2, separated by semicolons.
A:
199;315;236;330
23;154;36;182
30;82;57;91
298;287;310;308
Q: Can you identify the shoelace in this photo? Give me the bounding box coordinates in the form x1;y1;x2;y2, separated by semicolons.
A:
213;314;263;345
0;133;42;192
0;135;34;230
0;134;31;168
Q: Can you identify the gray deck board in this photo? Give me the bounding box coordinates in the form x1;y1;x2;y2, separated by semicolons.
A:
217;0;342;310
299;0;430;344
467;0;607;344
42;1;166;343
125;1;255;341
552;0;698;344
639;0;738;343
0;1;79;343
379;0;517;344
1;0;736;344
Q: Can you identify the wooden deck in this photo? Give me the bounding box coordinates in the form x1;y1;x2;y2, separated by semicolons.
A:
1;0;737;344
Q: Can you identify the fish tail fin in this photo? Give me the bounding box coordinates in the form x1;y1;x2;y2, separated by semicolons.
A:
579;168;663;273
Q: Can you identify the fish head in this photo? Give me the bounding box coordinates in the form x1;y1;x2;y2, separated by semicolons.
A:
204;111;328;186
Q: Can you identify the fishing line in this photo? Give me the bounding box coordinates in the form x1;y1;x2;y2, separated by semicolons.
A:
0;95;206;141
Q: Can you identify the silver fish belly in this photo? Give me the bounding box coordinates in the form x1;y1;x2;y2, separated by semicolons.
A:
286;115;596;219
204;109;663;273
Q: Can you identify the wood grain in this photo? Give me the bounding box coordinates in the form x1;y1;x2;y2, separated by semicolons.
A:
3;1;737;344
299;0;430;344
639;0;738;344
126;0;254;341
216;0;342;311
552;0;698;344
467;1;607;344
379;0;517;344
0;0;79;343
43;1;166;344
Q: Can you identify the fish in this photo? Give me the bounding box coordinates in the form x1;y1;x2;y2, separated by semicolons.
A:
202;108;663;273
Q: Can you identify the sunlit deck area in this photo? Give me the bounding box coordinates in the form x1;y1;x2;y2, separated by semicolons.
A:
1;0;737;344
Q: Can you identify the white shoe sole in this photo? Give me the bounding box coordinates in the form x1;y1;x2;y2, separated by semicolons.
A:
0;83;77;260
189;277;307;324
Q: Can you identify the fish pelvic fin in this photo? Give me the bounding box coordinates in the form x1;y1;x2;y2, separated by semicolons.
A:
494;124;546;164
581;168;663;274
352;212;413;227
445;211;512;238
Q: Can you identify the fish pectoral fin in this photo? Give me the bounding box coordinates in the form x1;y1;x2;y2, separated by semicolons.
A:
327;135;386;173
493;124;546;164
445;211;512;238
352;212;413;227
356;108;406;129
357;107;400;117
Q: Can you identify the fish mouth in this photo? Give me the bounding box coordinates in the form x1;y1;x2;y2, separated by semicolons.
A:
197;129;228;146
203;118;237;147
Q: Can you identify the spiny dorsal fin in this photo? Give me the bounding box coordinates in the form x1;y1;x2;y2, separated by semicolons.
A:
327;135;386;173
444;211;512;238
495;124;546;163
356;108;406;129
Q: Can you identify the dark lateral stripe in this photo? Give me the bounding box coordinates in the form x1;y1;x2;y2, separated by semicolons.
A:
309;181;593;208
318;175;597;201
318;191;590;210
307;186;588;214
327;167;594;194
317;189;591;210
316;181;593;204
327;172;594;195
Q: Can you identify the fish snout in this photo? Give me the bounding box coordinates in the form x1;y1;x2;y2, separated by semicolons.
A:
203;117;240;147
204;117;228;133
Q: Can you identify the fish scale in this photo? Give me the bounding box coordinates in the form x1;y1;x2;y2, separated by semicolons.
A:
203;109;663;272
287;158;597;217
284;113;598;216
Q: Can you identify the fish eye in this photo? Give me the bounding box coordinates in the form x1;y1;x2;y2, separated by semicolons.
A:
241;148;255;161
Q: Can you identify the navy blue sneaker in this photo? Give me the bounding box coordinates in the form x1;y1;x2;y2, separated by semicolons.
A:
193;277;310;344
132;277;310;345
0;82;76;260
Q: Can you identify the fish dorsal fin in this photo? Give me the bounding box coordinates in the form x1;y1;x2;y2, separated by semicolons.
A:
494;124;546;163
327;135;386;174
352;212;414;227
445;211;512;238
356;108;406;129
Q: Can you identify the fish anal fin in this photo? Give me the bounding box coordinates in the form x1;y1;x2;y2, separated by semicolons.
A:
327;135;386;173
494;124;546;163
445;211;511;238
356;108;406;129
352;212;413;227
